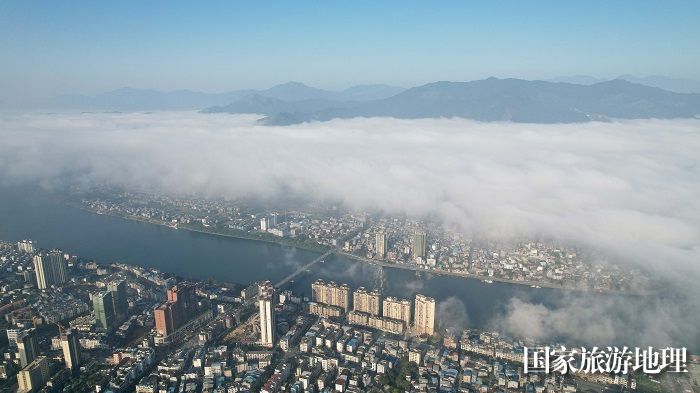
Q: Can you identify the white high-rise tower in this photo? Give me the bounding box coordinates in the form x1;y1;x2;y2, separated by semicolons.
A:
258;281;276;347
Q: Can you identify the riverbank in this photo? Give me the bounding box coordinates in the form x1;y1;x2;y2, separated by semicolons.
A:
75;204;644;295
339;252;647;295
75;205;331;254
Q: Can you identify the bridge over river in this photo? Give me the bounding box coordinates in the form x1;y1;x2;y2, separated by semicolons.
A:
274;247;337;288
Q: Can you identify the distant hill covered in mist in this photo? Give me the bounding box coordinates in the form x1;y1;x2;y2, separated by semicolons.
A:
43;82;405;111
549;75;700;94
209;78;700;125
38;78;700;125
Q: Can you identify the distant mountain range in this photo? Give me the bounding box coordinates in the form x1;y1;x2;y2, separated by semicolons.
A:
37;77;700;125
44;82;405;111
548;75;700;94
206;78;700;125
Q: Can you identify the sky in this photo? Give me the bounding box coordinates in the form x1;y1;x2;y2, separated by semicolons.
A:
1;1;700;101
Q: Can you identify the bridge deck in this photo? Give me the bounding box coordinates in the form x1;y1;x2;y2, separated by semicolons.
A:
275;247;336;288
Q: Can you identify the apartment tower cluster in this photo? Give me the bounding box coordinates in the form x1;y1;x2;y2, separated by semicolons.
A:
310;279;436;336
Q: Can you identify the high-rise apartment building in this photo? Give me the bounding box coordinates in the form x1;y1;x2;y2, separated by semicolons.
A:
375;232;386;259
17;356;49;393
33;249;68;289
413;232;426;259
260;217;269;232
353;287;381;316
167;283;197;327
17;330;39;368
154;302;176;337
414;294;436;335
108;280;128;323
153;282;198;337
60;329;81;372
311;279;350;311
258;281;276;347
92;291;116;332
383;296;412;329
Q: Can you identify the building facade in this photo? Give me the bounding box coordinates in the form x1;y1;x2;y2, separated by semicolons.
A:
258;281;276;347
375;232;386;259
414;294;436;335
17;330;39;368
383;296;412;329
413;232;426;259
17;356;49;393
33;250;68;289
107;280;128;324
153;282;198;338
92;291;116;332
311;279;350;311
353;287;381;316
60;329;81;372
154;302;176;337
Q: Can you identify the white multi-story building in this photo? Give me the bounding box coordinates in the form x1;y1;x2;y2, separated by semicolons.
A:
414;294;436;335
311;279;350;311
33;250;68;289
383;296;411;329
258;281;276;347
353;287;381;316
6;328;20;349
375;232;386;258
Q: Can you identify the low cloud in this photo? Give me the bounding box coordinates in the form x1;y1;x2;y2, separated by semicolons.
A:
438;296;470;334
2;112;698;280
1;112;699;283
492;293;700;349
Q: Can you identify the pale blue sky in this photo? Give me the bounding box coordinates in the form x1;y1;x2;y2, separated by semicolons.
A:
1;1;699;100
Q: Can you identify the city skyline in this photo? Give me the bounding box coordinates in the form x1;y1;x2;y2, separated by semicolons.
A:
0;1;698;391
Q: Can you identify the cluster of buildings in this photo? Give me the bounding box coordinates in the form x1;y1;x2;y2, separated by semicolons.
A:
9;326;82;392
78;190;644;292
345;219;643;292
153;283;198;338
240;315;606;393
79;192;365;251
308;279;436;337
1;237;693;392
0;239;165;392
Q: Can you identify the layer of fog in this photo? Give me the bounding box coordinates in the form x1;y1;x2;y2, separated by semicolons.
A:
1;112;699;347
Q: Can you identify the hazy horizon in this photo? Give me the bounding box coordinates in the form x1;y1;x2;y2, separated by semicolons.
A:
2;1;700;103
15;74;700;96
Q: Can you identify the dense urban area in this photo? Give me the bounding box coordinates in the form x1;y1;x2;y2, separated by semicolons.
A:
75;190;648;293
0;237;697;393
